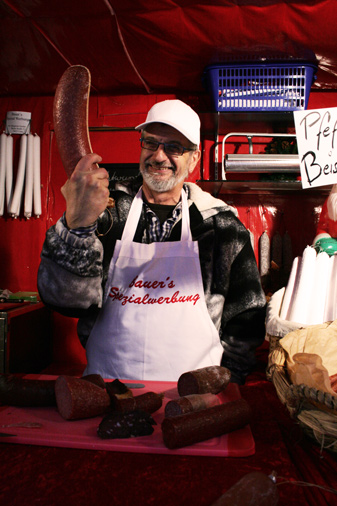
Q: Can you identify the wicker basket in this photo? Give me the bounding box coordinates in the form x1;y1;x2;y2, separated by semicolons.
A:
266;289;337;452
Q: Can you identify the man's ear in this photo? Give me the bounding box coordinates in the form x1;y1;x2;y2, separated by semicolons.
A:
188;149;201;174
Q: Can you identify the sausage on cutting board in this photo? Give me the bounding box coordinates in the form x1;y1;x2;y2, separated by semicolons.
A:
177;365;231;396
0;374;56;407
161;398;251;449
165;393;221;417
111;391;163;415
55;375;111;420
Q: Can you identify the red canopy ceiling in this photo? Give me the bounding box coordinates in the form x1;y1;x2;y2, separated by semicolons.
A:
0;0;336;98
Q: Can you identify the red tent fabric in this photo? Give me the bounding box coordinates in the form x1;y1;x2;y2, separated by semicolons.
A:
0;0;336;97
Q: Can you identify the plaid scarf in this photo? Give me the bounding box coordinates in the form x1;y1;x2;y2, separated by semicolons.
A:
144;185;189;243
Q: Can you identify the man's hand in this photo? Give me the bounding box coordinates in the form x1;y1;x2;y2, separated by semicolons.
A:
61;153;110;229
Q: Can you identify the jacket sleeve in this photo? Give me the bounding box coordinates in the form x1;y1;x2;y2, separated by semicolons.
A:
219;237;266;384
37;218;104;314
203;210;266;385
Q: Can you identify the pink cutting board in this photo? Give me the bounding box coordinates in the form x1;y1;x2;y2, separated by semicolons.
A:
0;375;255;457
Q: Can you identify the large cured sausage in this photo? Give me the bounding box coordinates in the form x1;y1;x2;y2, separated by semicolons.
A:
177;365;231;396
161;398;251;449
0;374;56;407
53;65;93;179
55;375;111;420
111;391;163;414
164;393;221;417
210;472;279;506
53;65;115;209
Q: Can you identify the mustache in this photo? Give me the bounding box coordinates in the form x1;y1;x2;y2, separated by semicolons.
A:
145;161;176;172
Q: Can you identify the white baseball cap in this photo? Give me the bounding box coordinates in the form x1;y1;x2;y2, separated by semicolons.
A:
135;99;200;146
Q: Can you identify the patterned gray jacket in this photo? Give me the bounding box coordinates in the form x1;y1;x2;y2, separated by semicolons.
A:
38;182;266;384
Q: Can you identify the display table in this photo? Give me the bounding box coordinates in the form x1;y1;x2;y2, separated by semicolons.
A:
0;301;52;374
0;343;336;506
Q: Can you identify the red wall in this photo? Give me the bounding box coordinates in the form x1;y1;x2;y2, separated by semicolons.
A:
0;91;336;365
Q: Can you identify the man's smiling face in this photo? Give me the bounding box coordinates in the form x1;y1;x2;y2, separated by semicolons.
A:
139;123;199;195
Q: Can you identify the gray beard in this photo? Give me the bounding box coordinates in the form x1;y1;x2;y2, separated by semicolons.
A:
141;166;188;193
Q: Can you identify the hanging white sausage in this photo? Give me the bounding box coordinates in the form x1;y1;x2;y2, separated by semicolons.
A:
0;132;6;216
9;134;28;218
24;133;34;219
33;133;41;217
259;231;270;278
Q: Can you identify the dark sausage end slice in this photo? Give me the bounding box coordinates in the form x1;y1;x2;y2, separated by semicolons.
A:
55;375;110;420
177;365;231;396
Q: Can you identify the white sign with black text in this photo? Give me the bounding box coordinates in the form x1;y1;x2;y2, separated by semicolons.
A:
294;107;337;189
5;111;31;135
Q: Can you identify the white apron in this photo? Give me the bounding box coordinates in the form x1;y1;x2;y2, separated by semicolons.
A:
83;187;223;381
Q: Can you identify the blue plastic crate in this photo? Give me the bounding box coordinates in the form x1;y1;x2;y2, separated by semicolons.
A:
204;62;317;112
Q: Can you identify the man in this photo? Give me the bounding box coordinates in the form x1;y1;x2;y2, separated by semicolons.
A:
38;99;266;383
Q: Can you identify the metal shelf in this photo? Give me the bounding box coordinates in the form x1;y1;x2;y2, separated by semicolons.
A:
197;180;331;196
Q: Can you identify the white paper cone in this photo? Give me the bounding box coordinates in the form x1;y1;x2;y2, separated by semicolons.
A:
324;254;337;322
279;256;301;320
286;246;317;324
306;252;331;324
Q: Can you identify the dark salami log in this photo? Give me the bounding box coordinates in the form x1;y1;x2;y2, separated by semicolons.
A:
0;374;56;407
161;398;251;449
112;391;163;415
53;65;93;178
177;366;231;396
55;375;110;420
165;393;220;417
210;472;279;506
